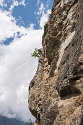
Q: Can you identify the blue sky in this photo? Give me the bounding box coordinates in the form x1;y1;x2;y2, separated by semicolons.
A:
1;0;53;29
0;0;54;123
12;0;53;29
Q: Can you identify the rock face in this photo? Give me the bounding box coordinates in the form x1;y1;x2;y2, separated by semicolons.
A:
28;0;83;125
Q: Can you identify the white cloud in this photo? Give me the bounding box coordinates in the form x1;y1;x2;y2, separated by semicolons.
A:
39;9;51;29
37;3;45;15
0;29;43;122
9;1;19;11
19;0;26;6
9;0;26;12
0;0;7;7
0;10;30;42
36;2;51;29
0;0;26;12
37;0;40;5
0;0;4;5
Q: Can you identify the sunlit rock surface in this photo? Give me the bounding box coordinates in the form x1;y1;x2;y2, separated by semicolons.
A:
28;0;83;125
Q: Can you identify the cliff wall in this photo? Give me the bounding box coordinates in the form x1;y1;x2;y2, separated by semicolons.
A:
28;0;83;125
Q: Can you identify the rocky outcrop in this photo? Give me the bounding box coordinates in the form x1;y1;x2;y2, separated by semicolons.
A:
28;0;83;125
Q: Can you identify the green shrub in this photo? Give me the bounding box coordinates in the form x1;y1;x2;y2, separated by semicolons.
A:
31;48;41;58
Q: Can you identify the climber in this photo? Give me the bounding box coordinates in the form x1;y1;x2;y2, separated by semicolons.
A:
38;48;44;65
31;48;44;66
